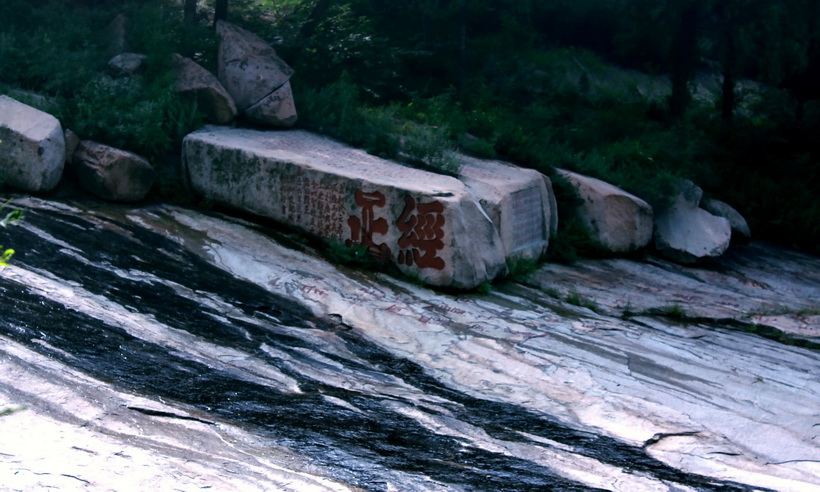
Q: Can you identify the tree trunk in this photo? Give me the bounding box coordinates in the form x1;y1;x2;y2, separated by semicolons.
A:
213;0;228;29
721;31;737;123
668;1;700;120
184;0;197;26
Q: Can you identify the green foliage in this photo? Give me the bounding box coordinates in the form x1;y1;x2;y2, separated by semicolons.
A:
505;257;540;280
297;76;461;175
564;290;599;311
0;199;23;267
324;240;374;268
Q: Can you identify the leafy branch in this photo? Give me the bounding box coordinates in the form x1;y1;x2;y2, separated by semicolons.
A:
0;198;24;267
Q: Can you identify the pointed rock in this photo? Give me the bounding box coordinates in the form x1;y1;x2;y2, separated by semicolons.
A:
216;21;295;113
244;80;297;127
172;54;238;124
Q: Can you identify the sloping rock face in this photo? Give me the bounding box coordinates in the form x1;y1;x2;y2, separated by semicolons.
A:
183;127;506;289
703;198;751;243
216;21;296;127
3;197;817;491
458;155;554;261
557;169;653;253
172;54;238;124
0;95;65;193
654;180;731;263
72;141;154;202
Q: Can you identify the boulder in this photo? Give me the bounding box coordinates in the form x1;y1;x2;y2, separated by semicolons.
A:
72;141;154;202
183;127;506;289
216;21;294;110
0;95;65;192
458;155;555;262
216;21;297;127
703;198;751;243
108;52;147;76
244;80;298;127
654;180;731;263
556;169;653;253
172;54;238;125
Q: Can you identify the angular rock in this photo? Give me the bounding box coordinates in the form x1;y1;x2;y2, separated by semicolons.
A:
172;54;237;125
108;52;147;76
244;80;298;127
557;169;653;253
183;127;506;289
458;155;555;262
703;198;751;243
0;95;65;192
216;21;295;113
72;141;154;202
654;180;731;263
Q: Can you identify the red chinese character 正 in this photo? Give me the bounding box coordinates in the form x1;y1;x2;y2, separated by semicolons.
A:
347;190;391;259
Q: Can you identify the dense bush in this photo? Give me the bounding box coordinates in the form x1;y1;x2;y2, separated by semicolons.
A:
1;0;818;256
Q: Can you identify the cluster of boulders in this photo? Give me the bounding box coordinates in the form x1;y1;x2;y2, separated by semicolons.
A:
555;168;750;263
0;14;751;278
0;17;296;203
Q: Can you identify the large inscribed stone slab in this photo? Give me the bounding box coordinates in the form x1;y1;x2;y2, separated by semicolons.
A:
183;127;506;289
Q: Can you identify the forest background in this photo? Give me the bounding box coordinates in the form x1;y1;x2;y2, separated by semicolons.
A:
1;0;818;258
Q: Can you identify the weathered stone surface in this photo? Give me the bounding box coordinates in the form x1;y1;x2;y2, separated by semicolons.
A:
172;54;238;124
63;128;79;164
2;197;819;491
183;127;505;289
244;80;298;127
0;95;65;192
557;169;653;253
458;155;554;262
703;198;751;243
654;180;731;263
216;21;295;113
108;52;147;76
72;141;154;202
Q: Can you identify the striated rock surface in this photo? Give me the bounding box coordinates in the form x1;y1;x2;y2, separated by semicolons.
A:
557;168;653;253
72;141;154;202
1;196;817;491
183;127;506;289
654;180;731;263
0;95;65;193
458;155;555;262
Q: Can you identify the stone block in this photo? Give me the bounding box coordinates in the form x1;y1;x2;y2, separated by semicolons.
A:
458;155;555;262
0;95;65;192
183;127;506;289
556;169;653;253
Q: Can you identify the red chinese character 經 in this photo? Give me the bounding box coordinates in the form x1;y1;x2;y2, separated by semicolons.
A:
397;195;446;270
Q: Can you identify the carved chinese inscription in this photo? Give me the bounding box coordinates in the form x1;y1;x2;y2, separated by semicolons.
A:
280;172;347;239
510;187;544;251
346;190;392;259
345;191;447;271
396;195;446;270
